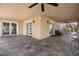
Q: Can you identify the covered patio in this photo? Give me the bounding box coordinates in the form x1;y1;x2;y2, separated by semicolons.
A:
0;3;79;56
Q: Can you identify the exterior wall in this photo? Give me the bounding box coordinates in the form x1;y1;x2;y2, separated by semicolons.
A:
23;16;42;39
0;15;60;39
32;16;41;39
18;20;24;35
24;15;60;39
24;15;51;39
40;16;50;39
40;15;60;39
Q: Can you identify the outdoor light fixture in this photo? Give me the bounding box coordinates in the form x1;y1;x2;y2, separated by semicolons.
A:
47;21;49;23
33;20;35;23
65;20;67;23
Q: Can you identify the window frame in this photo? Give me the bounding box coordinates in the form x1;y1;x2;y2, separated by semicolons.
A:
2;20;18;36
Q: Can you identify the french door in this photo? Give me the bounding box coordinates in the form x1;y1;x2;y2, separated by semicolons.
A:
48;22;55;36
3;22;18;35
3;22;10;35
11;23;17;34
26;22;32;36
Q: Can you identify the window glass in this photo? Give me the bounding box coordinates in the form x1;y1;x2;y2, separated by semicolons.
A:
11;23;17;34
3;22;10;35
3;22;17;35
26;22;32;35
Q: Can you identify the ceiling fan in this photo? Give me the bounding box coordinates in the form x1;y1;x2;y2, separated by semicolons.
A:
28;3;59;12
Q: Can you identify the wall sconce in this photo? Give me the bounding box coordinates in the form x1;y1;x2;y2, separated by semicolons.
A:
33;20;35;23
47;21;49;23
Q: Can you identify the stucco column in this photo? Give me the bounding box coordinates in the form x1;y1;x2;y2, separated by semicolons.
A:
32;16;42;39
18;20;24;35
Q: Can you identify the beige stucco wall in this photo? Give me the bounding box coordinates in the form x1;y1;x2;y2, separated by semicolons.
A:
40;16;50;39
24;15;60;39
0;15;60;39
40;15;60;39
23;15;49;39
32;16;41;39
18;20;24;35
23;15;42;39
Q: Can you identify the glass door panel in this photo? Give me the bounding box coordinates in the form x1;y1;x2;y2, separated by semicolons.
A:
48;22;55;36
3;22;10;35
11;23;17;34
48;23;53;35
26;22;32;36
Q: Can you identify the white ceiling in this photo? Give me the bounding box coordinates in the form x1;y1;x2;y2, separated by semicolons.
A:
0;3;79;22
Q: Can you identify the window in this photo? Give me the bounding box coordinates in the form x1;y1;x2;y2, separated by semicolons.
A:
3;22;10;35
11;23;17;34
3;21;18;35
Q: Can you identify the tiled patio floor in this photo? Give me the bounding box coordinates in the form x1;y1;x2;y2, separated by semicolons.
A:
0;33;79;56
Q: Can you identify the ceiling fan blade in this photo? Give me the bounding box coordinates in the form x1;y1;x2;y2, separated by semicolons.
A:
47;3;59;7
41;3;44;12
29;3;38;8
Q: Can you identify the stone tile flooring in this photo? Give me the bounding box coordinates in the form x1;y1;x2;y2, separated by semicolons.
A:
0;33;79;56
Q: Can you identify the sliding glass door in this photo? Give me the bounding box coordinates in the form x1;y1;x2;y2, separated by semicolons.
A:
3;22;18;35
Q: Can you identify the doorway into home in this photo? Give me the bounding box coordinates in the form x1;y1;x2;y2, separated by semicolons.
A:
48;21;55;36
3;22;10;35
26;22;32;36
2;21;18;36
